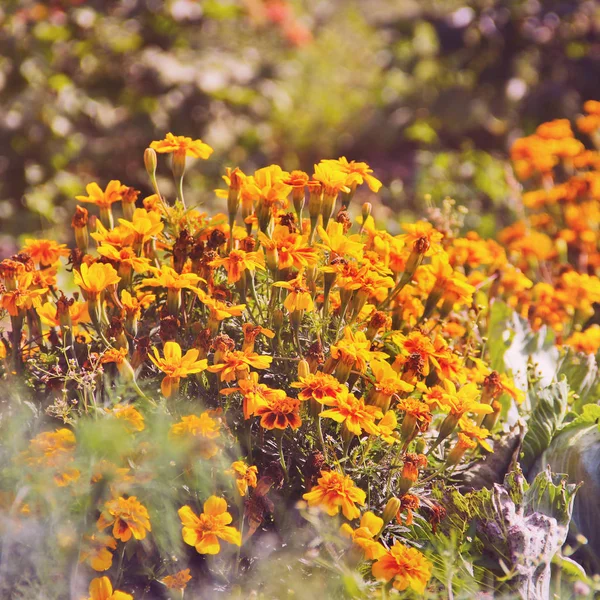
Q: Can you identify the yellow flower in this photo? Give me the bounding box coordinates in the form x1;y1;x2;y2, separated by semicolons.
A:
256;395;302;430
273;271;314;312
331;327;388;374
178;496;241;554
195;287;246;321
76;181;127;209
37;300;90;328
340;511;386;559
209;249;265;284
319;389;382;436
21;239;69;267
302;470;366;520
96;245;151;273
169;412;221;459
150;133;213;159
149;341;208;397
96;496;151;542
118;207;164;244
220;371;281;419
142;265;202;291
74;262;121;297
162;569;192;591
85;576;133;600
371;541;432;594
79;533;117;572
291;372;346;404
323;157;382;192
105;404;145;432
226;460;258;496
312;162;351;196
208;349;272;383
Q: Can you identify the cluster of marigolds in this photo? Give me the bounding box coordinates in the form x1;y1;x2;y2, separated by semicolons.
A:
1;103;599;598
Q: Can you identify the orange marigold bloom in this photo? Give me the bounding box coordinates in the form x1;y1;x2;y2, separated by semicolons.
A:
258;225;318;270
319;390;382;436
162;569;192;591
340;511;386;559
226;460;259;496
118;207;164;244
208;349;272;382
96;496;151;542
21;239;69;267
169;412;221;459
209;249;265;284
302;470;366;520
105;404;145;433
37;299;90;327
291;372;346;403
220;371;281;419
74;262;120;297
142;265;202;291
312;161;351;196
79;533;117;572
149;341;208;397
96;245;151;273
256;395;302;430
372;541;432;594
150;132;213;159
273;271;314;312
323;157;382;192
331;327;388;373
85;576;132;600
178;496;241;555
76;180;127;209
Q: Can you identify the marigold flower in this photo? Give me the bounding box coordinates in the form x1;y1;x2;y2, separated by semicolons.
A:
208;349;272;383
377;410;399;444
220;371;281;419
178;496;241;555
105;404;145;432
76;180;127;209
291;372;346;404
149;341;208;397
330;327;388;379
79;533;117;572
85;576;133;600
142;265;202;291
324;157;382;193
169;412;221;459
372;541;432;594
302;470;366;520
96;245;151;274
118;207;164;245
340;511;386;559
209;249;265;284
319;390;382;436
74;262;121;298
256;394;302;430
273;271;314;312
162;569;192;591
21;239;69;267
37;299;90;328
150;133;214;160
226;460;259;496
97;496;151;542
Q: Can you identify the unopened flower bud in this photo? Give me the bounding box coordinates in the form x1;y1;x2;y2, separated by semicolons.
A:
382;496;401;526
298;359;310;380
144;148;157;178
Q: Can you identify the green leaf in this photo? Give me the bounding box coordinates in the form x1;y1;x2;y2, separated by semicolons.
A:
524;467;580;527
521;378;569;472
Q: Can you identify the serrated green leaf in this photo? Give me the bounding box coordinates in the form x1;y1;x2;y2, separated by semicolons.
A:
521;378;569;472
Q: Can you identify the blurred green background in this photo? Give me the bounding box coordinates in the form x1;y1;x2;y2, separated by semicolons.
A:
1;0;599;248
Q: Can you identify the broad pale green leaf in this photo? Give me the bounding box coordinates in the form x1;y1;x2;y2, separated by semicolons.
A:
521;378;569;472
